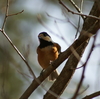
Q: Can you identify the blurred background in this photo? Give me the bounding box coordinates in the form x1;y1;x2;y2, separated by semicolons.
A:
0;0;100;99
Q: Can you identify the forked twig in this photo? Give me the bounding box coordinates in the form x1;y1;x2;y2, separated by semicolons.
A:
46;12;80;32
69;0;84;20
2;0;9;29
0;0;36;79
58;0;100;20
8;10;24;16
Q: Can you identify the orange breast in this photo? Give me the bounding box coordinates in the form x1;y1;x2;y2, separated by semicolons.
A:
37;45;59;69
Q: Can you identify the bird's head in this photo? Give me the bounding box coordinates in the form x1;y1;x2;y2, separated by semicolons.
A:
38;32;52;42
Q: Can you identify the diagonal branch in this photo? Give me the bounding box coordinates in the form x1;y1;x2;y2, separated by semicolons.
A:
69;0;81;13
82;91;100;99
44;41;88;99
43;0;100;99
20;0;100;99
19;23;99;99
0;29;36;78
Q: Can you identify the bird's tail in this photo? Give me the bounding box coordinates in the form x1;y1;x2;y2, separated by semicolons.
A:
48;69;59;81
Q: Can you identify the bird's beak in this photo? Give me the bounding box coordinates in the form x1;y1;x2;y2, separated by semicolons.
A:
38;36;42;39
38;36;43;40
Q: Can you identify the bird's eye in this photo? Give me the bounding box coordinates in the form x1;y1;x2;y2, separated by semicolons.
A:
43;32;51;38
43;33;48;36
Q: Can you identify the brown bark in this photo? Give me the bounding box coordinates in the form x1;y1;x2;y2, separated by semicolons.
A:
43;0;100;99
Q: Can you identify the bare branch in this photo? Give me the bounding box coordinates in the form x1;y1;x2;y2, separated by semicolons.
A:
71;64;84;70
44;42;88;99
2;0;24;29
37;14;70;44
82;91;100;99
0;29;36;79
54;20;69;45
2;0;9;29
46;13;80;32
8;10;24;17
43;0;100;98
0;0;36;79
58;0;100;20
20;25;99;99
75;0;84;38
78;85;89;95
69;0;84;20
95;44;100;47
69;0;81;13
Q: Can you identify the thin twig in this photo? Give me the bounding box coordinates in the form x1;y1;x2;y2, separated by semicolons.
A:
54;21;84;64
2;0;9;29
8;10;24;17
82;91;100;99
78;85;89;95
17;70;33;79
0;0;36;79
69;0;84;20
75;0;83;38
69;0;81;13
37;15;67;41
0;29;36;79
46;12;80;31
94;44;100;47
54;20;69;45
38;15;84;65
58;0;100;20
71;65;84;70
54;20;84;65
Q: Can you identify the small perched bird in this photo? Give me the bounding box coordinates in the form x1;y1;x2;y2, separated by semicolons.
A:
37;32;61;81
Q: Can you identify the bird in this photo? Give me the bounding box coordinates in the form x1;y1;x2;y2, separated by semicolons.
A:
37;32;61;81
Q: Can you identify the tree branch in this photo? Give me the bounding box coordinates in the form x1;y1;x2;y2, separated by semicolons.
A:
43;0;100;99
69;0;81;13
20;18;99;99
20;21;100;99
8;10;24;17
69;0;84;20
19;0;100;98
44;41;88;99
0;0;35;79
58;0;100;20
19;22;99;99
82;91;100;99
2;0;9;29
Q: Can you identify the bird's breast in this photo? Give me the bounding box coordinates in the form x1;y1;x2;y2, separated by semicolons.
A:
40;46;59;60
37;45;59;69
